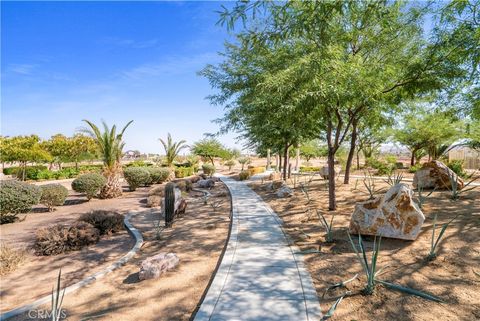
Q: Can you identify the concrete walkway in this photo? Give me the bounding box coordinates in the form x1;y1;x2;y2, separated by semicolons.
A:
194;176;321;321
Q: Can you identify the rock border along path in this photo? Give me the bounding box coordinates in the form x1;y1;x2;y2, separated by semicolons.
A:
194;175;322;321
0;212;143;321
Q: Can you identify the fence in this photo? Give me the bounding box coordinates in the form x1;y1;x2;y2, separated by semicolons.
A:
448;148;480;169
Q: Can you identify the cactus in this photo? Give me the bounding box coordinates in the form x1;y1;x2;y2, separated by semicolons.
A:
164;182;176;228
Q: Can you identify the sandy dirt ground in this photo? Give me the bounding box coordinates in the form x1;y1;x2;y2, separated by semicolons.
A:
249;176;480;321
2;180;231;321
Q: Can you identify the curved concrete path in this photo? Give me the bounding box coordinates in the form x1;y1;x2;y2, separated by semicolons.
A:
195;176;322;321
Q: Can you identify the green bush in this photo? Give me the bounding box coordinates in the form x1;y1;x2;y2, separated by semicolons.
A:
36;169;55;180
409;163;423;173
79;210;124;235
123;167;150;191
447;160;466;177
366;157;395;175
3;166;48;180
147;167;170;184
202;164;216;176
125;160;151;168
0;181;42;224
224;159;236;170
239;170;251;181
71;173;106;200
39;184;68;211
174;166;194;178
299;166;321;173
78;164;103;174
54;168;79;179
34;222;100;256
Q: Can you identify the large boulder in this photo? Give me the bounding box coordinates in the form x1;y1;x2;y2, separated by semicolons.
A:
268;172;282;181
319;165;341;179
197;179;215;189
139;253;179;280
267;180;284;191
349;183;424;240
276;186;293;198
413;160;464;190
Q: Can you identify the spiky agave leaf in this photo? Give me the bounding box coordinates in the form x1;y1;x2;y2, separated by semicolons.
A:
320;294;347;321
322;274;358;298
376;280;443;302
51;269;65;321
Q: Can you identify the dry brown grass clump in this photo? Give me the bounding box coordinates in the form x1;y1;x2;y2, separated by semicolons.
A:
34;222;100;256
0;243;27;275
79;210;124;235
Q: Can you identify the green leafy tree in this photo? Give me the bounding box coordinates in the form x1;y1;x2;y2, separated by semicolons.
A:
300;140;325;162
395;108;462;165
159;133;188;167
69;134;98;170
41;134;71;169
0;135;52;180
191;138;229;166
81;120;133;199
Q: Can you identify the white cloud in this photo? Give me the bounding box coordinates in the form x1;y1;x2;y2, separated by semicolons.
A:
9;64;37;75
102;37;159;49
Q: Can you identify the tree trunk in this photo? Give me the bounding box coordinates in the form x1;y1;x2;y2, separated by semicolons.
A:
344;120;358;184
410;151;415;166
267;149;271;171
327;149;336;211
356;150;360;170
294;148;300;172
100;173;122;199
210;157;215;166
283;143;289;181
278;154;282;173
75;161;79;171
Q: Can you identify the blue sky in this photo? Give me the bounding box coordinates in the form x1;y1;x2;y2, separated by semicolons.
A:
1;1;242;153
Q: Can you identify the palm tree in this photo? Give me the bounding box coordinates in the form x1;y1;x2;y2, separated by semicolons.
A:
82;119;133;199
159;133;188;167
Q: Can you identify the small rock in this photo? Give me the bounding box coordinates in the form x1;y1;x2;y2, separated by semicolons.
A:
198;179;215;189
176;199;187;215
349;183;424;240
276;186;293;198
139;253;179;280
413;160;464;190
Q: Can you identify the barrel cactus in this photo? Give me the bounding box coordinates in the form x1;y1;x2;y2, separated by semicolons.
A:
164;182;176;228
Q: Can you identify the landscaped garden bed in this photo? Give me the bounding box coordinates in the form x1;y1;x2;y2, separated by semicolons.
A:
248;177;479;321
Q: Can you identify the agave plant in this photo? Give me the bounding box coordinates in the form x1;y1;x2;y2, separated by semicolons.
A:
51;269;65;321
348;233;443;301
416;185;436;210
384;171;404;186
82;120;133;199
316;209;335;243
427;214;458;261
359;170;383;200
446;169;478;201
159;133;188;167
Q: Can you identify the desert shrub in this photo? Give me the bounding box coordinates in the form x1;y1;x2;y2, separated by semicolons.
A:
239;170;251;181
147;167;170;184
0;243;26;276
125;160;151;167
447;160;466;178
175;179;192;192
34;222;100;256
3;166;48;180
174;166;195;178
40;184;68;211
224;159;236;171
247;166;266;175
123;167;150;191
409;163;423;173
0;181;42;224
78;164;103;174
202;164;216;176
366;157;395;175
71;173;106;200
54;168;79;179
79;210;124;235
299;166;321;173
36;169;55;180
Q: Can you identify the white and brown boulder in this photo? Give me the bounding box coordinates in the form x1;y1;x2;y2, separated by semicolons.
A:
139;253;179;280
413;160;464;190
276;186;293;198
349;183;424;240
268;172;282;181
197;179;215;189
267;180;285;191
319;165;341;179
